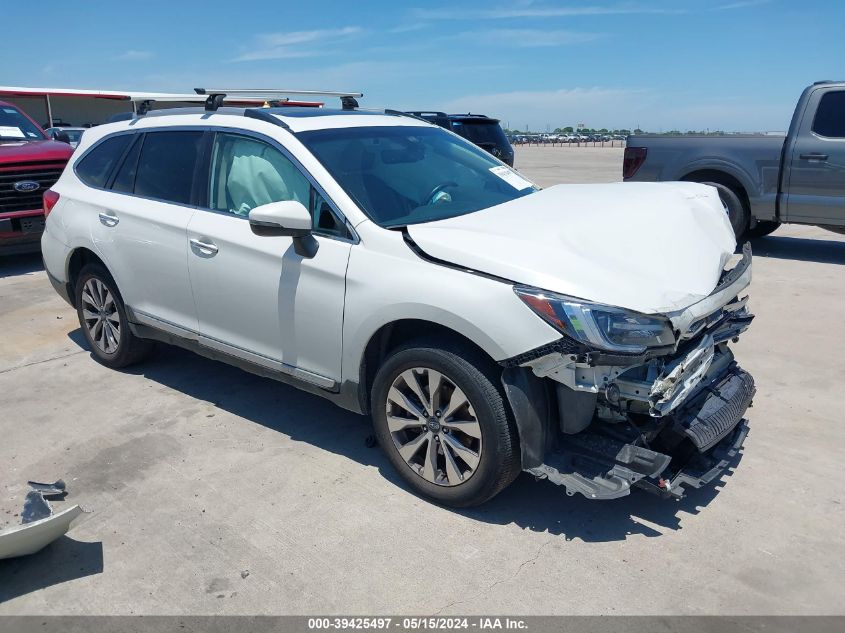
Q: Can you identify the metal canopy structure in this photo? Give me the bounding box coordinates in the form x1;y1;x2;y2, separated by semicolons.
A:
0;86;326;127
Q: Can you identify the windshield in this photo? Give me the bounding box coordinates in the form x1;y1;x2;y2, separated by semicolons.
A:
298;125;536;227
0;105;45;141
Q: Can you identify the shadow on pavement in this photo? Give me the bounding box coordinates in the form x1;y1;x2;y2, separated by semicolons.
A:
750;234;845;265
68;331;738;543
457;456;741;541
0;253;44;279
0;537;104;603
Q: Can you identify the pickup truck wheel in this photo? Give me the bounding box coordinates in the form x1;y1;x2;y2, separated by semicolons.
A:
746;220;780;239
702;181;749;240
75;263;153;368
371;341;520;507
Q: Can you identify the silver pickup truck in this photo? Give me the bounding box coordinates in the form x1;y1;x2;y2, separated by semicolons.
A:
624;81;845;239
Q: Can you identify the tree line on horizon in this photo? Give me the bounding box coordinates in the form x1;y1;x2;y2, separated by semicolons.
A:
503;126;754;136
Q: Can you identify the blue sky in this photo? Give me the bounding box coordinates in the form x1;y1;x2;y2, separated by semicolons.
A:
2;0;842;131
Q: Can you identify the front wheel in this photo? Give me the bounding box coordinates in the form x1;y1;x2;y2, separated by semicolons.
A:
371;340;520;507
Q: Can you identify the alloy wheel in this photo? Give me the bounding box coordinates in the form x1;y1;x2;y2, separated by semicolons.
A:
81;278;121;354
385;367;483;486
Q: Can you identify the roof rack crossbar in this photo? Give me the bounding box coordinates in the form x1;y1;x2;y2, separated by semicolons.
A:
194;88;363;98
194;88;362;110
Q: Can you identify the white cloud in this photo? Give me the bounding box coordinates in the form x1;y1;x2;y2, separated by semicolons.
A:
715;0;771;9
231;27;363;62
116;50;153;61
412;2;685;20
389;23;429;33
463;29;603;46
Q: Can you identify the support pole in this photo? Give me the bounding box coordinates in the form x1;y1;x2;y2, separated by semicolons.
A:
45;94;54;128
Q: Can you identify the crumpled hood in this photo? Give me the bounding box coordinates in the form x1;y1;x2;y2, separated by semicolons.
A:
406;181;737;314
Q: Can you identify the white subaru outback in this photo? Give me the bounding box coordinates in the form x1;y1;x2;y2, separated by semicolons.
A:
41;97;755;507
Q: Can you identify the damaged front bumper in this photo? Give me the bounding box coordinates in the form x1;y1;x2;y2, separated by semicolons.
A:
520;361;754;500
501;244;756;501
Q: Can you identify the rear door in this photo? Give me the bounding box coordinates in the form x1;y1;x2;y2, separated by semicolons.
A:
186;131;352;387
87;129;204;333
783;87;845;226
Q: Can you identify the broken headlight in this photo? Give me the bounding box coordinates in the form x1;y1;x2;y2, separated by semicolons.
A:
514;287;675;353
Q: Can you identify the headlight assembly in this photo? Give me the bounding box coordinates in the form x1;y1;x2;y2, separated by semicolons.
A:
514;287;676;354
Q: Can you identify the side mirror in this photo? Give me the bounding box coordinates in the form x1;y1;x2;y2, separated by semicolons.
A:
248;200;318;258
51;130;71;144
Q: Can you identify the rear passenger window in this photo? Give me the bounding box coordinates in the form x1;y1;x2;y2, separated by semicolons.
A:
76;135;132;188
134;131;204;205
812;91;845;138
111;135;143;193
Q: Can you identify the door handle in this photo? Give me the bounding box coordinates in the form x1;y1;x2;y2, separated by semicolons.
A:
800;153;829;161
190;238;219;255
98;212;119;227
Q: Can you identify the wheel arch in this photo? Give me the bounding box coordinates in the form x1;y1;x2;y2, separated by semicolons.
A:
65;247;109;308
355;318;501;416
680;168;751;216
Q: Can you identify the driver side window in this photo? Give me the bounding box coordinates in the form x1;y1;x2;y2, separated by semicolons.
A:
209;133;309;216
208;132;350;239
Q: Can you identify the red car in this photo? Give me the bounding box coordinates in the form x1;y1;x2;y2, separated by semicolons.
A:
0;100;74;255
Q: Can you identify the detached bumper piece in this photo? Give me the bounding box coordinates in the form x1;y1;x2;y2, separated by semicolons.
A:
528;365;754;500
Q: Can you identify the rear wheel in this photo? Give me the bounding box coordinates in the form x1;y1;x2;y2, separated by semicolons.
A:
75;264;153;368
371;340;520;507
702;181;749;240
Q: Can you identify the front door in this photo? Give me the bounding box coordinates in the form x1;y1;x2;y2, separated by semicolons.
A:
783;87;845;226
186;132;352;388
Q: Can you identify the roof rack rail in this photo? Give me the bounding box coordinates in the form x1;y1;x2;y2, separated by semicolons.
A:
194;88;363;111
243;108;291;131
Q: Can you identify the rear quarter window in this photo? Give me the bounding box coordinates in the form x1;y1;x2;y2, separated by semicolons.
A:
75;134;133;188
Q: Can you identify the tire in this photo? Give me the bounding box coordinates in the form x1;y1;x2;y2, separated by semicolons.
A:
702;181;749;240
371;339;520;507
746;220;781;239
74;263;153;368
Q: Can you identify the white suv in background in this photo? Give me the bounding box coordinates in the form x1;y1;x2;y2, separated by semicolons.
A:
41;100;756;507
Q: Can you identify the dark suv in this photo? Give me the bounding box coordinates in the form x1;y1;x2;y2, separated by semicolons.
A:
405;111;514;166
